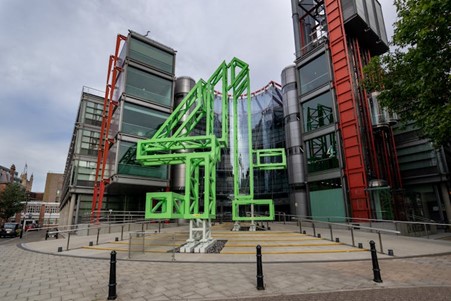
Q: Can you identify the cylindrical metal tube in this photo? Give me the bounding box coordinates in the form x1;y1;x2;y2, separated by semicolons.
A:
281;65;308;218
171;76;196;191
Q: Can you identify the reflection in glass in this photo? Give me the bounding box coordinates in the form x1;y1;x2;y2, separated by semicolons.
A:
302;91;334;132
125;66;172;106
118;141;167;179
129;37;174;74
299;54;330;94
122;102;169;138
78;129;100;156
213;85;289;198
83;101;103;126
306;133;339;172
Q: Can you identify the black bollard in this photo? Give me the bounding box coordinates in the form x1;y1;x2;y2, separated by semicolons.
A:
369;240;382;283
107;251;117;300
256;245;265;290
45;230;49;240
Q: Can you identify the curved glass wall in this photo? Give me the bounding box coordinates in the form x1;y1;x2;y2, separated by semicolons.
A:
212;85;289;204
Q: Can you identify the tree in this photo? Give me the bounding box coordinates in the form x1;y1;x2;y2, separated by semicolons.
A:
363;0;451;146
0;183;26;222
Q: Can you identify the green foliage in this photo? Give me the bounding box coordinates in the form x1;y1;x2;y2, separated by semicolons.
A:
363;0;451;146
0;183;26;221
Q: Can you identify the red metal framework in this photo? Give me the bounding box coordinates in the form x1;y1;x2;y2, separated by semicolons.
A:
351;39;381;180
91;34;127;223
324;0;370;218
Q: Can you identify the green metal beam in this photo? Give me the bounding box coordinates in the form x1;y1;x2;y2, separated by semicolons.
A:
136;58;286;223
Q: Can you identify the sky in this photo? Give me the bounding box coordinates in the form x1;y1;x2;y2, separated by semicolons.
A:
0;0;397;192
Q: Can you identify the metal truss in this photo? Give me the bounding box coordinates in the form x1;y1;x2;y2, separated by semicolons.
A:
136;58;286;242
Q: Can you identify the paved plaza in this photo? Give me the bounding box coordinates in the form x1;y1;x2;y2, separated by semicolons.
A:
1;223;451;300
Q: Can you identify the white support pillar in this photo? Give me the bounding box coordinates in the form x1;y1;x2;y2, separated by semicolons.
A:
180;219;215;253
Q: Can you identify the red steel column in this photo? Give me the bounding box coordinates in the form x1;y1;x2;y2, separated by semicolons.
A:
91;34;126;223
324;0;370;218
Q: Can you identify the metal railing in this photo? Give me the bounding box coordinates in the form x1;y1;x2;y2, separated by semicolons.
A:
43;218;183;252
274;212;450;237
271;212;451;252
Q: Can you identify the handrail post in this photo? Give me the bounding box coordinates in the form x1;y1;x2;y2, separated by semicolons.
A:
66;231;71;251
377;231;384;253
312;222;316;237
142;230;145;253
128;233;132;259
96;228;101;245
424;223;429;238
121;225;124;241
351;226;355;247
299;220;302;234
329;224;333;241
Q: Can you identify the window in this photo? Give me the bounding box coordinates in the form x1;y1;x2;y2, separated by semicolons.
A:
302;91;334;132
78;129;100;156
309;178;342;191
74;160;103;186
299;54;330;94
122;103;169;138
125;66;173;106
84;101;103;126
117;141;168;179
305;133;339;172
129;37;174;74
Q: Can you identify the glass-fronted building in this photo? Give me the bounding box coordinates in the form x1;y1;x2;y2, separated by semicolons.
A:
287;0;450;223
212;84;290;213
60;31;176;225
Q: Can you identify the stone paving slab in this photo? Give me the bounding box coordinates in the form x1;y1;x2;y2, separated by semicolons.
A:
3;239;451;301
21;222;451;262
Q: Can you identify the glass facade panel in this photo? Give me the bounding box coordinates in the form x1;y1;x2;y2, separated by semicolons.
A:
122;102;169;138
129;37;174;74
302;91;334;132
117;141;168;179
309;178;346;221
73;160;102;187
306;133;339;172
83;101;103;126
299;54;330;94
77;129;100;156
125;66;172;106
212;85;289;199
